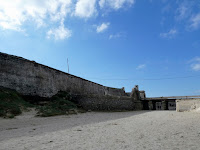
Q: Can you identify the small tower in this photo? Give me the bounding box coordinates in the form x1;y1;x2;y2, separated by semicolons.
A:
131;85;140;101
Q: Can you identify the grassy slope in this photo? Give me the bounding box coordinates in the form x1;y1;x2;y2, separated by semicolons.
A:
37;91;77;117
0;87;33;118
0;88;78;118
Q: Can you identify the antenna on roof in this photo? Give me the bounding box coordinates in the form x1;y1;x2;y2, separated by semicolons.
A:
67;58;69;74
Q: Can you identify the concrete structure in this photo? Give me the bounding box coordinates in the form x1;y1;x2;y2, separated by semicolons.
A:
144;96;200;111
143;98;176;110
176;99;200;112
146;100;176;110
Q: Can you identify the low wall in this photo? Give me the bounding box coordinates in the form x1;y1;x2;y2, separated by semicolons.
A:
176;99;200;112
78;96;142;111
0;52;125;98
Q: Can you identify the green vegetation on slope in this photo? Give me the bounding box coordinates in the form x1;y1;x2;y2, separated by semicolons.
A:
0;88;79;118
0;87;33;118
37;91;77;117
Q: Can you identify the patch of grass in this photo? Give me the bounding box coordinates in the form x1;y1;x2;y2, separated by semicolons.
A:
0;87;33;118
37;91;77;117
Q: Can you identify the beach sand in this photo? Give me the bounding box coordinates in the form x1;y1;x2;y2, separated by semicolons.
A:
0;110;200;150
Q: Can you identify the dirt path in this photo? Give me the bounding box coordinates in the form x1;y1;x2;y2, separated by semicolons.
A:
0;111;200;150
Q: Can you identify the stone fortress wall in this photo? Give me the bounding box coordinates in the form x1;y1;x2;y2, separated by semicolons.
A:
3;52;197;112
0;52;143;111
0;52;125;98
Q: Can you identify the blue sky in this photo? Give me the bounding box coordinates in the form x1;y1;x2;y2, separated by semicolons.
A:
0;0;200;97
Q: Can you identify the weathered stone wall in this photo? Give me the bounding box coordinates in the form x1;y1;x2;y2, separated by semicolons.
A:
0;52;126;98
78;96;136;111
176;99;200;112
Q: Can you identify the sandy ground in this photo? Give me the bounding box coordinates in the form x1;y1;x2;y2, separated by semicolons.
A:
0;110;200;150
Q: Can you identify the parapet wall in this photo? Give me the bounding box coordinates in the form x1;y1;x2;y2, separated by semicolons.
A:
0;52;125;98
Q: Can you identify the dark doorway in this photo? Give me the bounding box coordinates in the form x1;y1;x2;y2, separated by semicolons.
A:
143;101;149;110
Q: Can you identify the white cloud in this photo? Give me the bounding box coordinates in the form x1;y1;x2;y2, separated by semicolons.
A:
0;0;135;39
175;1;200;31
191;64;200;71
96;22;110;33
74;0;97;18
175;1;192;21
109;34;120;39
160;29;177;38
99;0;135;10
47;22;72;40
190;57;200;62
178;6;187;19
161;1;200;32
136;64;146;70
0;0;72;31
190;13;200;30
109;32;126;39
99;0;106;8
190;57;200;71
162;4;171;13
